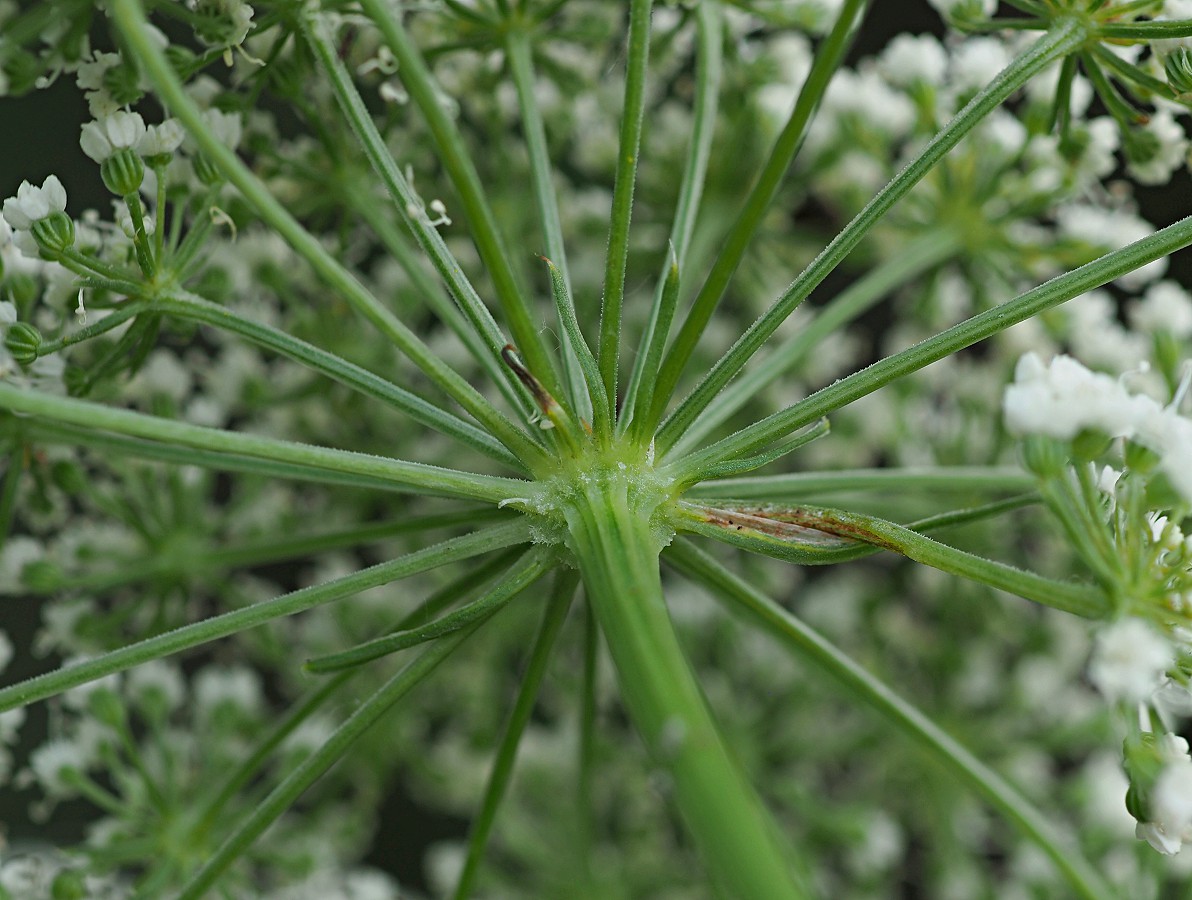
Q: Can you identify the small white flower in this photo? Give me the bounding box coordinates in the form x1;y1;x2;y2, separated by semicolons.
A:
1097;465;1122;495
79;111;148;163
75;50;124;118
28;738;91;797
877;33;947;87
1088;618;1174;704
1126;111;1189;186
125;659;187;713
193;664;263;718
1155;0;1192;56
2;175;68;231
1132;281;1192;339
1055;203;1167;288
138;118;186;157
202;108;243;148
1002;352;1159;441
0;708;25;745
1145;758;1192;854
0;536;45;593
926;0;996;19
949;37;1011;94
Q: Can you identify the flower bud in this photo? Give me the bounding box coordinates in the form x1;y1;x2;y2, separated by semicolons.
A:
21;559;62;592
29;210;76;256
51;870;87;900
88;685;127;730
194;153;223;187
5;273;39;307
4;322;42;367
1123;126;1162;170
1165;48;1192;101
1020;434;1067;478
100;147;145;196
1125;439;1161;474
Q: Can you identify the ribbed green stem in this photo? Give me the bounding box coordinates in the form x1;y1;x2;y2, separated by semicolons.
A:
176;625;479;899
155;291;520;469
656;20;1086;454
0;521;531;713
622;1;722;439
644;0;869;438
343;182;528;417
506;27;590;420
677;208;1192;476
673;229;961;454
356;0;564;400
108;0;541;469
0;382;529;504
303;16;541;432
453;570;577;899
25;420;408;495
665;541;1116;900
562;475;807;897
687;466;1034;499
673;501;1109;618
596;0;653;424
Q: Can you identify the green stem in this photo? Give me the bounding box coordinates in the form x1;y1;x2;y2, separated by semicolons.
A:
0;442;25;549
108;0;542;470
153;161;166;262
626;251;681;447
672;500;1109;617
673;229;961;454
342;181;526;418
542;256;609;436
187;674;350;847
1097;19;1192;39
665;541;1115;900
304;548;553;672
677;209;1192;476
644;0;869;439
562;475;808;897
656;20;1086;454
1080;50;1144;126
176;626;481;899
56;245;139;285
356;0;564;400
596;0;654;424
505;27;589;420
622;1;722;440
25;420;407;495
302;17;540;427
452;569;577;899
0;521;530;714
180;547;525;863
36;509;504;595
123;191;156;278
155;291;520;469
0;383;529;504
1090;43;1173;99
35;302;150;355
577;600;598;881
687;466;1034;499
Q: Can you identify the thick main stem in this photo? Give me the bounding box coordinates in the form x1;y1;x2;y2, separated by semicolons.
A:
562;474;806;898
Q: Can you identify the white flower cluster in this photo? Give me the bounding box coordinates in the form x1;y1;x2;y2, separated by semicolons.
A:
1089;618;1176;705
1004;353;1192;503
1;175;67;258
1137;734;1192;854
